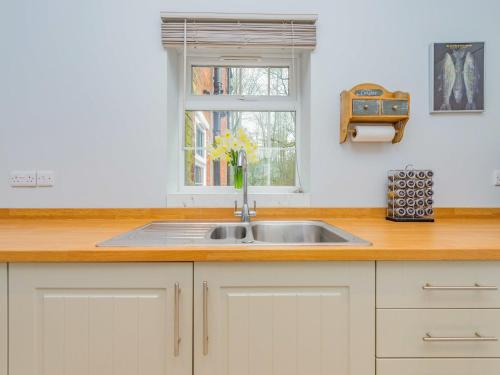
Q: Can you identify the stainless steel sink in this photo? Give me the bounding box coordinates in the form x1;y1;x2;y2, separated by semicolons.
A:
251;221;350;244
209;225;247;240
97;220;370;247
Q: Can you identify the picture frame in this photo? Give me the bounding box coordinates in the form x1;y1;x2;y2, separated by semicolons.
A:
430;42;484;113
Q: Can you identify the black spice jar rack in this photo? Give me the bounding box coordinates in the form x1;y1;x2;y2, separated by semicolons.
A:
386;168;435;222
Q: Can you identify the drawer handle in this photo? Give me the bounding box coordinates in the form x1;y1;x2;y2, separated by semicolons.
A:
392;105;398;111
363;104;369;110
174;282;181;357
423;332;498;342
422;283;498;291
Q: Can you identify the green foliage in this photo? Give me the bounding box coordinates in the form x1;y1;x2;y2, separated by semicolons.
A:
184;112;195;185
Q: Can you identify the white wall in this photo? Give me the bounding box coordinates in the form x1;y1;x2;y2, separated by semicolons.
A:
1;0;499;208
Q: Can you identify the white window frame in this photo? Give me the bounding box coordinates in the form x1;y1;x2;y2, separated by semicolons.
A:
178;53;302;194
193;112;208;186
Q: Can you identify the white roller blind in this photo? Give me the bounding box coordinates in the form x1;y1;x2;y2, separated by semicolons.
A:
161;13;317;50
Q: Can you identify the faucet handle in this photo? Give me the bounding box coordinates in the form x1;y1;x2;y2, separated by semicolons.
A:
250;200;257;217
234;200;242;217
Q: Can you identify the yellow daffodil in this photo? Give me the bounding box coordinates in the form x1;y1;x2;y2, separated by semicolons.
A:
208;128;258;166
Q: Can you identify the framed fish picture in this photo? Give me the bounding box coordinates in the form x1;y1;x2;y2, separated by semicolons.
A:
430;42;484;112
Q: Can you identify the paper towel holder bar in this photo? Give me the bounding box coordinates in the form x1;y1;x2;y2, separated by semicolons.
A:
340;83;410;144
347;123;392;142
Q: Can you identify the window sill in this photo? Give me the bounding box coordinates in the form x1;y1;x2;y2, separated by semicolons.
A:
166;192;310;208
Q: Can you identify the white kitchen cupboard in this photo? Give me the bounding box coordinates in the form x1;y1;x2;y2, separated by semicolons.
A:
194;262;375;375
377;261;500;308
9;263;192;375
377;308;500;358
376;261;500;375
0;264;6;375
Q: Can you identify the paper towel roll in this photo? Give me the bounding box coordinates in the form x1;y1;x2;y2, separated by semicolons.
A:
351;125;395;142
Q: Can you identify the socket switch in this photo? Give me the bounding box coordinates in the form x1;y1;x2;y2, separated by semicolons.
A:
494;170;500;186
36;170;55;187
10;171;37;187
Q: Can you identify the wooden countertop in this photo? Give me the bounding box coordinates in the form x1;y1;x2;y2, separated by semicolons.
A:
0;208;500;262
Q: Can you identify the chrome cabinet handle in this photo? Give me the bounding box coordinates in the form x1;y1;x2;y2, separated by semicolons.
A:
174;283;181;356
423;332;498;342
203;281;209;355
422;283;498;291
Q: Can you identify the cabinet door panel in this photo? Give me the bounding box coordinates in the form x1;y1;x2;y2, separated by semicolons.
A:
377;261;500;308
377;309;500;358
9;263;192;375
0;264;6;375
194;262;374;375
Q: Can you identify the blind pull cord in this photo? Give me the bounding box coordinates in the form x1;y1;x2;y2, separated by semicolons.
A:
291;20;303;194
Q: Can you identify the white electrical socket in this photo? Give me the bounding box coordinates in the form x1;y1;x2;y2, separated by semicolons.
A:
494;170;500;186
36;170;55;187
10;171;37;187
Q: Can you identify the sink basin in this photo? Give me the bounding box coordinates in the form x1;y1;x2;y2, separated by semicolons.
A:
97;220;370;247
252;221;349;244
210;225;247;240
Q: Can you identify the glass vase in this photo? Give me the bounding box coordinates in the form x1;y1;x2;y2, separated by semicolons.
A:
233;166;243;189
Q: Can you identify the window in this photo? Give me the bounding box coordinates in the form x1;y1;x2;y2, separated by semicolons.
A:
191;66;289;96
195;125;205;157
182;56;299;191
194;165;204;186
186;112;208;186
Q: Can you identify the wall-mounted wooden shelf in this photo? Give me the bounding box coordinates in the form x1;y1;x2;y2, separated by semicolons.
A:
340;83;410;144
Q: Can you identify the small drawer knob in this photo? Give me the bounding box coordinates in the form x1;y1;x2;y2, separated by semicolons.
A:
392;105;399;111
363;104;369;110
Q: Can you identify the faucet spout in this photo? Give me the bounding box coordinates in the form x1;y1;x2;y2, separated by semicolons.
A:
234;149;256;222
237;149;247;168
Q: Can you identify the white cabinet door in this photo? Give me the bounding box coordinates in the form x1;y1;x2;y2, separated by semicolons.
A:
0;264;6;375
377;308;500;358
377;261;500;308
9;263;192;375
194;262;375;375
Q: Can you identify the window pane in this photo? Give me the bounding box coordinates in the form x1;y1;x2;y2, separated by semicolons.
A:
194;165;204;185
195;126;205;157
184;110;296;187
270;67;289;96
248;147;296;186
231;67;268;96
191;66;289;96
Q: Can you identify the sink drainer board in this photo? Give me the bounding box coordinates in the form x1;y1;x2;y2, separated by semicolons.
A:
97;221;371;247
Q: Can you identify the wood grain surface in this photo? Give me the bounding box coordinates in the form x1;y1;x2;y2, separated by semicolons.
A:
0;208;499;262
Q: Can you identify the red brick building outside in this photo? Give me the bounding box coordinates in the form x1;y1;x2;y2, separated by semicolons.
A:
187;67;231;186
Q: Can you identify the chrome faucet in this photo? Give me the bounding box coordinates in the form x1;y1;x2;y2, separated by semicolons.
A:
234;149;256;222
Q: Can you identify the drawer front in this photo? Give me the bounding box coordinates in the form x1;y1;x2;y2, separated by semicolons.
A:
377;359;500;375
381;99;408;115
377;309;500;358
352;99;379;115
377;261;500;308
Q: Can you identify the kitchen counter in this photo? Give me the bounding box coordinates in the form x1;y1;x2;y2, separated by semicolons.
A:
0;208;500;262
